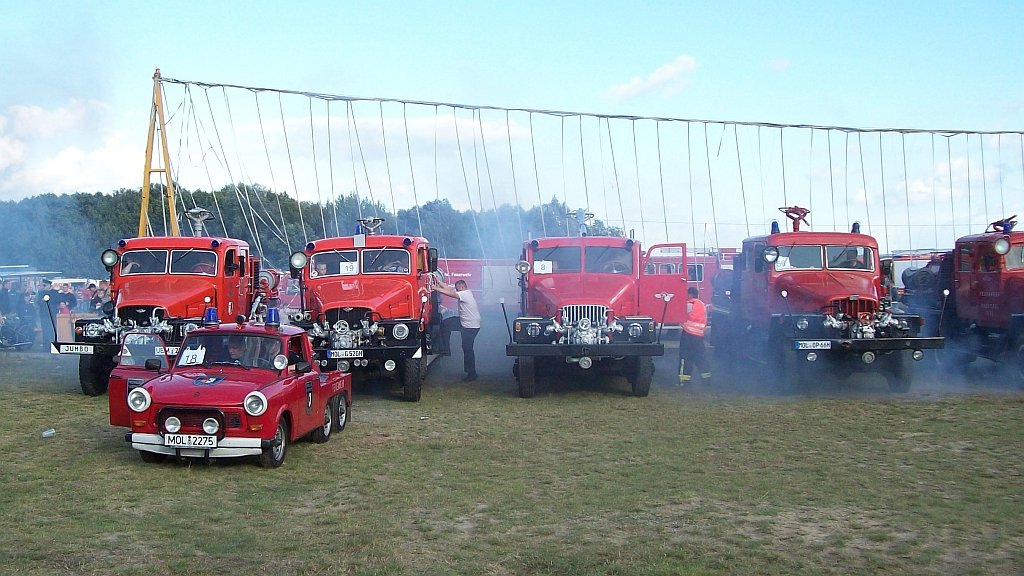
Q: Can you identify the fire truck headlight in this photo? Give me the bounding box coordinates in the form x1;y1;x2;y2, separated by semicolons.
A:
202;418;220;435
384;359;397;372
338;360;351;372
289;251;308;270
526;323;542;338
795;318;809;331
515;260;531;274
393;323;410;340
763;246;780;263
577;317;591;331
101;249;119;267
127;388;151;413
627;323;643;338
244;391;268;417
993;237;1011;255
164;416;181;433
83;322;105;338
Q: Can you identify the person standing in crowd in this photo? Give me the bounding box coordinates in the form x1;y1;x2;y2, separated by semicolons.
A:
678;286;711;385
36;279;59;345
57;283;78;313
433;279;481;382
0;279;11;315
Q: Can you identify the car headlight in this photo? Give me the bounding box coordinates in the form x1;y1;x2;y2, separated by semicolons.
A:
289;251;309;270
993;237;1010;255
244;391;268;416
515;260;530;274
127;388;151;413
164;416;181;433
393;323;410;340
273;354;288;370
627;323;643;338
202;418;220;435
83;322;105;338
763;246;780;263
101;249;119;267
796;318;809;330
526;323;542;338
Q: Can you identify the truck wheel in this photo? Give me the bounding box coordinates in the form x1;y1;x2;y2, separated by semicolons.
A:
1013;337;1024;386
138;450;167;464
333;394;349;432
517;357;536;398
769;350;802;395
79;355;114;397
630;357;654;397
310;399;333;444
886;352;914;393
402;357;424;402
259;418;289;468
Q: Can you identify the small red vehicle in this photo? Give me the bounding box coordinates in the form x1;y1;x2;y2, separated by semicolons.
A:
54;214;268;397
287;217;441;401
505;209;680;397
710;207;944;392
108;310;351;468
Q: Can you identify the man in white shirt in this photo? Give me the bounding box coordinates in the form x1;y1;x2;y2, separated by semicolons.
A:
434;279;481;382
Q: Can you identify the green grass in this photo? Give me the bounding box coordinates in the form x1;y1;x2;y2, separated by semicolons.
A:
0;351;1022;575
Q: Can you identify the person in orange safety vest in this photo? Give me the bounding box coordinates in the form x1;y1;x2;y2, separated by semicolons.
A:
678;286;711;384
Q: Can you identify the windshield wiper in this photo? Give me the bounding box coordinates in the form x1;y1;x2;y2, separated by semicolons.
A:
209;360;251;370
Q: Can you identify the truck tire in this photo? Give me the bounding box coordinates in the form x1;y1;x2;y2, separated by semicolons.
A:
517;357;536;398
1014;337;1024;386
310;399;333;444
138;450;167;464
79;355;114;397
402;357;424;402
886;352;914;393
769;348;802;395
259;418;289;468
630;357;654;397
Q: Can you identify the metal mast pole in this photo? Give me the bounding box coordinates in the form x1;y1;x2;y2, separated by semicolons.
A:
138;68;179;237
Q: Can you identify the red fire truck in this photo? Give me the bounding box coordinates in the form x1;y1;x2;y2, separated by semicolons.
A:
108;309;351;468
897;216;1023;381
505;209;681;398
709;207;944;392
53;226;266;397
287;217;441;401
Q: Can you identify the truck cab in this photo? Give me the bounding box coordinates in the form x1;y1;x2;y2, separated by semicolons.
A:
288;217;440;401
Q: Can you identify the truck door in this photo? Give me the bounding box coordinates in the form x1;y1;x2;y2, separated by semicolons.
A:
639;243;688;325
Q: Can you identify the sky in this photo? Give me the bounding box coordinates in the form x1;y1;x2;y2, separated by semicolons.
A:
1;1;1022;250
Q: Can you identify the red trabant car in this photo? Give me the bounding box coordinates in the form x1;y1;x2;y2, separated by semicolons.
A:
108;311;351;468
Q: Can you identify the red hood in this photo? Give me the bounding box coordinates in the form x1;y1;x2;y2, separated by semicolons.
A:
116;277;217;319
774;272;880;313
146;370;277;406
310;277;415;318
528;275;637;317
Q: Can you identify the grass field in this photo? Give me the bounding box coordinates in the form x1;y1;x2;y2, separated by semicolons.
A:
1;330;1022;575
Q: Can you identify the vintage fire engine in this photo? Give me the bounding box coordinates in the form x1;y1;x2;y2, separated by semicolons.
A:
287;217;441;402
709;206;943;392
53;210;267;397
898;216;1023;381
505;209;678;398
108;309;351;468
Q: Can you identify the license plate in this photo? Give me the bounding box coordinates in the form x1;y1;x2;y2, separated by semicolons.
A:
156;346;180;356
164;434;217;448
328;349;364;358
795;340;831;350
59;344;94;354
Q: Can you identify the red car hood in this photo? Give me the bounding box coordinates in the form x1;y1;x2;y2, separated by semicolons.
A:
775;272;880;313
145;371;276;406
117;277;216;319
311;277;415;318
528;275;637;317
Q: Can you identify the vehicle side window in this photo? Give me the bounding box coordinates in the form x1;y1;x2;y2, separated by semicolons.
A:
688;264;703;282
225;249;237;277
288;336;307;365
958;246;972;273
1006;245;1024;271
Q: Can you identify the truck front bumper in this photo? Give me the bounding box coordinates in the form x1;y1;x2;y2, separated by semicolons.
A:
790;337;944;352
506;342;664;357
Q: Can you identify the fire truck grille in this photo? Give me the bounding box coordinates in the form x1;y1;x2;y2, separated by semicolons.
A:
118;306;160;327
325;307;372;328
157;408;241;433
561;305;609;326
829;298;878;318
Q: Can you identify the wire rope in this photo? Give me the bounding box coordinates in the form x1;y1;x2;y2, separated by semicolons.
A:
631;120;647;243
656;121;670;240
402;103;425;238
452;108;488;259
733;124;750;237
504;110;525;241
308;98;327;238
702;123;721;249
528;113;547;236
378;101;399;234
279;93;308;244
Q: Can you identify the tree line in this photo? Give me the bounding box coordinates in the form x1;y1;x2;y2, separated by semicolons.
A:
0;184;623;277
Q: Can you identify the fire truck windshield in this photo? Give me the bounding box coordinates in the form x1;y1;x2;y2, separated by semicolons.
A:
773;245;823;271
312;250;358;277
533;246;580;273
121;250;168;275
825;246;874;271
362;249;410;274
584;246;632;274
1006;245;1024;270
169;249;218;275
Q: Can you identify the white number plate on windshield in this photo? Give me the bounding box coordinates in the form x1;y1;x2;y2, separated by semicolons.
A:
164;434;217;449
794;340;831;350
328;349;364;358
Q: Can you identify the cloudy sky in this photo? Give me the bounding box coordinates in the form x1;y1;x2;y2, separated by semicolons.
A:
1;1;1022;249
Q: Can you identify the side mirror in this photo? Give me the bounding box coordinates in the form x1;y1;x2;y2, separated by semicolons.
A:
144;358;162;371
428;247;439;273
295;360;312;374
